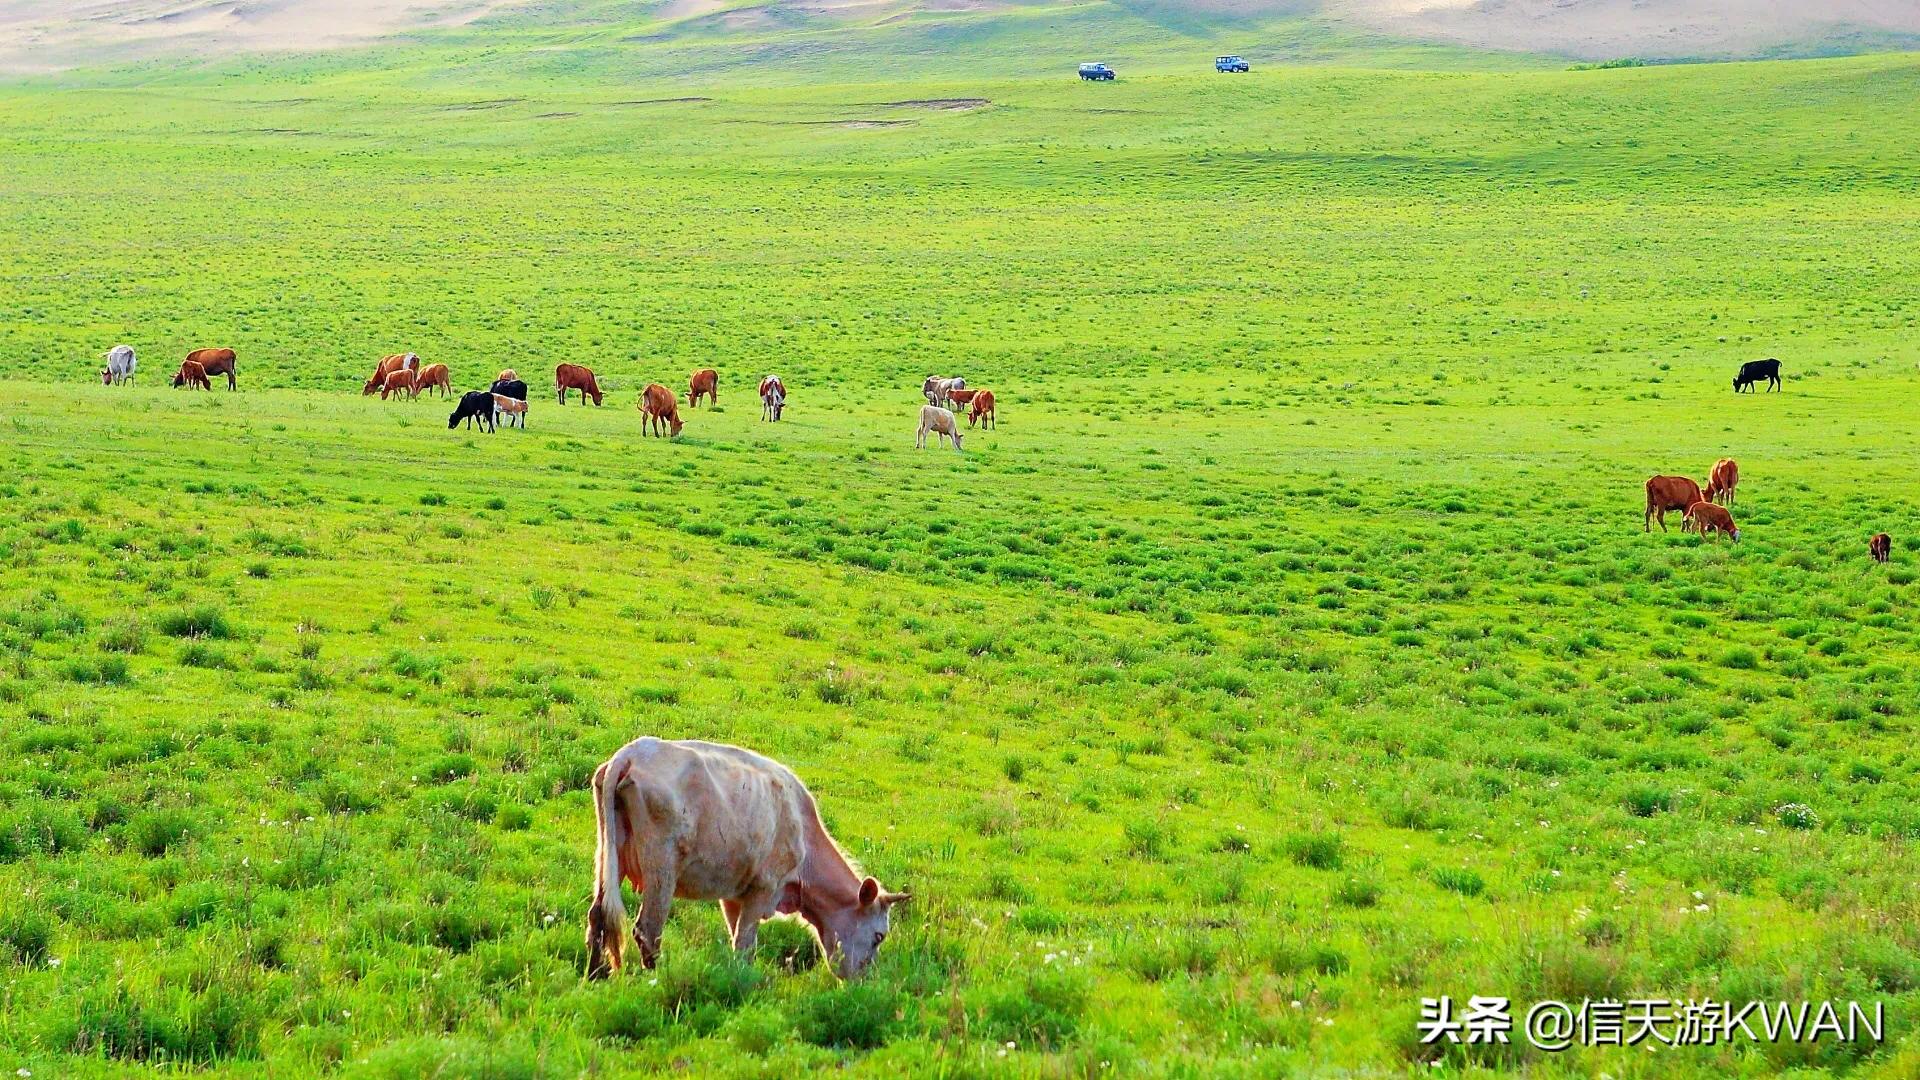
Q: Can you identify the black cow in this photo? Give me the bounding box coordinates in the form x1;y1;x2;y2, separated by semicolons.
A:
490;378;529;401
449;391;497;432
1734;358;1781;393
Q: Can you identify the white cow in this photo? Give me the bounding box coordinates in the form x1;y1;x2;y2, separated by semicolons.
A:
101;345;136;386
916;403;963;452
587;738;908;979
759;375;786;422
922;376;965;407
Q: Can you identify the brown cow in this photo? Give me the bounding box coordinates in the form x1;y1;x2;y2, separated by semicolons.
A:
557;363;604;406
381;367;418;400
688;368;719;408
638;383;683;437
967;389;996;429
1705;458;1738;506
1684;500;1739;542
177;349;236;390
1644;475;1704;533
363;353;416;395
173;359;211;391
586;737;908;979
945;388;979;407
415;363;451;399
1870;533;1892;563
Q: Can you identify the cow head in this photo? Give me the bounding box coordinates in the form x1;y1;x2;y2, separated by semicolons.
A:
669;415;684;436
818;877;909;978
1730;527;1740;543
171;370;185;387
101;368;113;385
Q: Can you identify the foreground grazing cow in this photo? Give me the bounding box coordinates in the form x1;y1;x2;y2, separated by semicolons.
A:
173;359;211;391
968;389;996;429
688;368;719;408
1734;358;1781;393
916;404;963;452
1684;500;1739;542
1644;475;1704;533
759;375;786;421
1705;458;1738;506
490;377;528;401
176;349;236;390
381;367;418;400
416;363;452;399
101;345;136;386
492;393;528;429
449;391;496;432
364;353;417;395
557;363;604;406
586;737;908;979
638;383;683;437
1870;533;1892;563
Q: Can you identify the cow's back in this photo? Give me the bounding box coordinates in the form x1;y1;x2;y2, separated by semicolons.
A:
619;738;810;898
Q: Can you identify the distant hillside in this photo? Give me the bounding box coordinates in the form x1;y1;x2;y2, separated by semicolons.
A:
0;0;1916;75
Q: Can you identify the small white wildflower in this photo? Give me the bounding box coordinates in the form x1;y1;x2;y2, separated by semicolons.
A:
1290;1000;1302;1009
1005;1042;1017;1050
46;958;60;968
1692;891;1704;899
1694;903;1709;912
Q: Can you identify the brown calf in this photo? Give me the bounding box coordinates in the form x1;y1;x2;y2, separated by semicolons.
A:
173;359;211;391
1684;500;1739;542
639;383;683;437
967;389;995;429
381;367;418;400
1705;458;1738;506
688;368;719;408
1870;533;1891;563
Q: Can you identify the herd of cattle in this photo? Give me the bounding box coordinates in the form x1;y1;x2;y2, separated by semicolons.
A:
96;345;1890;557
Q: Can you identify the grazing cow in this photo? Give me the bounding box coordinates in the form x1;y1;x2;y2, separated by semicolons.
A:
364;353;417;395
638;383;683;437
586;737;908;980
557;363;604;406
945;388;979;408
176;349;236;390
1644;475;1704;533
449;391;497;432
1705;458;1738;506
688;368;719;408
416;363;452;399
916;404;963;452
924;377;965;407
492;393;528;429
381;367;418;400
173;359;211;391
759;375;786;422
1734;358;1781;393
968;389;996;429
490;377;529;401
101;345;136;386
1870;533;1891;563
1684;500;1739;542
921;375;946;401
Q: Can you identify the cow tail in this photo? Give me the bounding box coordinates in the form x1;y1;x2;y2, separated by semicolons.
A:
586;760;628;977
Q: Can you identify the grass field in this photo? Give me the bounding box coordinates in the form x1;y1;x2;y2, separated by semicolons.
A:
3;19;1920;1078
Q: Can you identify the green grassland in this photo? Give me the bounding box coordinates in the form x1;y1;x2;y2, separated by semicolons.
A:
2;21;1920;1078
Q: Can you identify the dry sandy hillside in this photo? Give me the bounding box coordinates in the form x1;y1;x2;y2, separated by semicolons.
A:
0;0;527;73
1331;0;1920;60
0;0;1915;72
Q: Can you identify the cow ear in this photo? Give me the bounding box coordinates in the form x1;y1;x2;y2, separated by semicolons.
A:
858;877;879;907
881;890;911;907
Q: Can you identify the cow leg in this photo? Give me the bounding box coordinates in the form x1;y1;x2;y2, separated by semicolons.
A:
633;868;676;970
726;890;778;959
